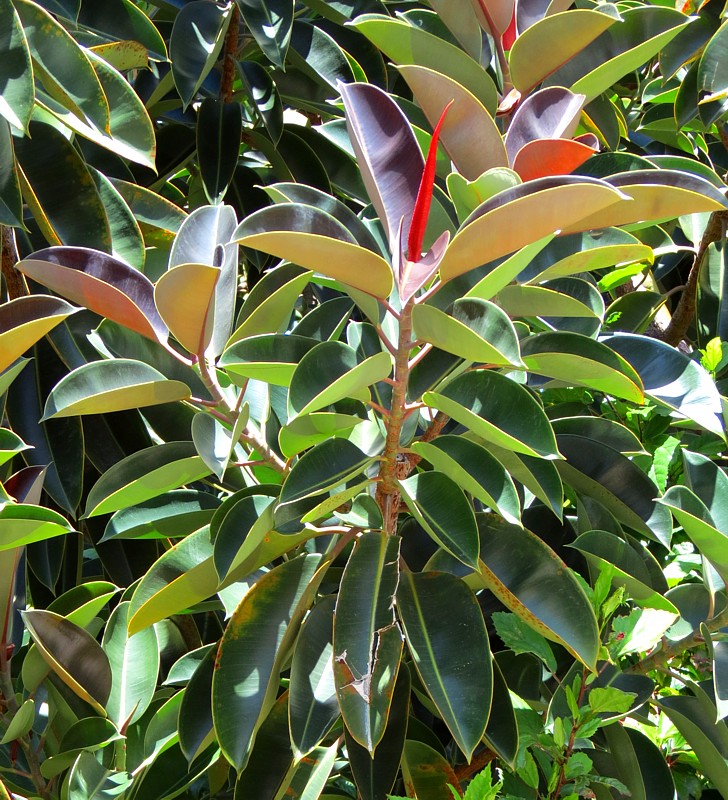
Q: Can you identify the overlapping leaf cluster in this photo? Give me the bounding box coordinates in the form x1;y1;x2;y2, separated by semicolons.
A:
2;0;728;799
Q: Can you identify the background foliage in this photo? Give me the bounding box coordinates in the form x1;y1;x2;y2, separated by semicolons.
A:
2;0;728;799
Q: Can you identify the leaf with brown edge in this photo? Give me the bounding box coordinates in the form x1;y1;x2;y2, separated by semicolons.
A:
472;515;599;670
16;247;168;344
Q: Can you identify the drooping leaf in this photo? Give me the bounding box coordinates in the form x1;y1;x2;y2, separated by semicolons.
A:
197;98;242;204
557;434;672;546
397;571;492;759
0;296;79;374
0;119;22;226
0;504;74;551
239;0;294;68
212;554;322;771
0;0;33;132
169;0;232;108
410;435;520;524
42;359;190;420
398;471;479;569
606;333;724;437
288;340;391;419
289;595;339;758
220;334;318;387
333;533;402;753
474;515;600;669
102;601;159;727
521;332;644;403
21;609;112;714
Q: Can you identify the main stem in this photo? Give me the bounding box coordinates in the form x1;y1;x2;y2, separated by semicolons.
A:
376;300;415;534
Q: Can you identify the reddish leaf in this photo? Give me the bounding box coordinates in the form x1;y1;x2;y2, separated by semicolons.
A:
408;101;453;262
503;8;518;49
505;88;586;164
17;247;168;343
512;138;599;181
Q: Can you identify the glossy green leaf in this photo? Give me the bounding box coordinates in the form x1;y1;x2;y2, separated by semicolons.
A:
278;438;372;512
0;358;29;399
233;205;394;298
213;554;321;771
170;0;232;108
22;609;112;714
17;246;168;344
521;332;644;403
213;494;275;581
401;739;461;800
0;119;22;226
191;412;237;481
551;416;645;455
0;504;73;551
333;533;402;753
354;16;496;113
0;428;29;467
659;694;728;796
42;359;190;420
229;264;310;344
397;571;491;759
0;0;33;131
424;0;481;59
102;601;158;727
447;168;522;225
239;0;294;68
424;371;559;459
474;515;600;669
659;486;728;582
90;168;145;269
438;178;626;281
607;333;724;437
571;531;679;612
511;9;620;92
411;436;520;524
67;752;133;800
398;471;479;569
556;434;672;546
0;295;79;374
413;299;523;367
39;51;156;169
288;341;391;418
179;646;215;762
84;442;212;518
128;527;217;635
346;666;410;800
220;334;318;386
699;20;728;102
15;122;110;251
278;412;366;459
40;717;122;780
197;97;242;204
289;596;339;758
398;64;506;181
14;0;108;132
109;178;186;236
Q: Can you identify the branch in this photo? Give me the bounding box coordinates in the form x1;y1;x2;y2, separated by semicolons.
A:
627;600;728;675
219;3;240;104
1;228;27;300
661;210;728;347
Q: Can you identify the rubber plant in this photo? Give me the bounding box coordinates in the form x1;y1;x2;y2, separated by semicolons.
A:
1;58;727;798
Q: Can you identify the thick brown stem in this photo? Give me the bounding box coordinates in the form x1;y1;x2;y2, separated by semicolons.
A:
219;4;240;104
1;228;27;300
661;210;728;347
376;301;415;533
